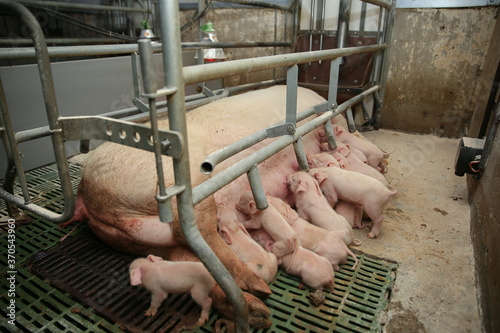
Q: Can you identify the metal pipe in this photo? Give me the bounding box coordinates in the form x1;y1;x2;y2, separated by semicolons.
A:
215;0;293;11
0;41;292;60
183;44;386;85
247;164;268;210
193;85;381;205
158;0;249;331
16;0;149;13
360;0;392;9
0;38;126;46
337;0;351;66
0;0;74;223
200;101;321;175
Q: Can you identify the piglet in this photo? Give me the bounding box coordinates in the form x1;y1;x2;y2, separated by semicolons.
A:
236;191;300;259
286;171;360;246
314;148;390;188
310;167;397;239
332;124;389;172
250;228;335;291
334;200;365;230
268;196;359;270
129;254;215;325
217;206;278;284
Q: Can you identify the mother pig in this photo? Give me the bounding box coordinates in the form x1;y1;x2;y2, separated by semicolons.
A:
73;85;329;325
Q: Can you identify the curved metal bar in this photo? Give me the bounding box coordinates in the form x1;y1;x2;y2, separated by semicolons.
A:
0;0;74;223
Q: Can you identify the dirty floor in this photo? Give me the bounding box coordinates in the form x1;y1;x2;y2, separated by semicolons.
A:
356;129;481;333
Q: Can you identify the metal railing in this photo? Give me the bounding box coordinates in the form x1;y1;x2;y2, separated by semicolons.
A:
0;0;394;331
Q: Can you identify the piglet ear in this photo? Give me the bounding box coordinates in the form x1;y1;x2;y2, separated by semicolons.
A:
219;226;233;245
314;172;328;186
130;269;142;286
333;124;344;136
296;179;307;193
248;200;259;215
147;254;163;263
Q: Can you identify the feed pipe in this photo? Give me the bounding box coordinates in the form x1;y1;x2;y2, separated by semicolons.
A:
183;43;386;85
192;85;381;205
1;41;292;60
158;0;249;331
0;0;74;223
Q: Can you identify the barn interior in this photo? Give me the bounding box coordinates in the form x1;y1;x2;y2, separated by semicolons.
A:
0;1;499;333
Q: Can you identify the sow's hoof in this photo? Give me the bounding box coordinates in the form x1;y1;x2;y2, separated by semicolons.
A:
210;284;272;329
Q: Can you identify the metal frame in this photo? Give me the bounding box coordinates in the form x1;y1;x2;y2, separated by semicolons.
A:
0;0;393;331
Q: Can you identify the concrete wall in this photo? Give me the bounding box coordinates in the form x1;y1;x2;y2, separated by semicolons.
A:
466;10;500;333
381;7;499;138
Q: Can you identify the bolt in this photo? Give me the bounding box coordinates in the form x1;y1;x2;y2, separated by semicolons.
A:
287;125;295;133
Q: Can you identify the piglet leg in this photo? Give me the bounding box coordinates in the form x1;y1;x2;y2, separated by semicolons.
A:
145;292;167;316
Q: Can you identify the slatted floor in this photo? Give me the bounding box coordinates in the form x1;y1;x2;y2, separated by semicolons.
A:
0;163;397;332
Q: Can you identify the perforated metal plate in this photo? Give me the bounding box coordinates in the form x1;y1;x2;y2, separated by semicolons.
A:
1;163;397;332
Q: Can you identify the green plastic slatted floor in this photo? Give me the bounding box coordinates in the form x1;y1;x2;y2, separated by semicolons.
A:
0;163;397;332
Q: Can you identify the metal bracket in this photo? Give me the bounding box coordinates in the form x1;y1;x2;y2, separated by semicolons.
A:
267;65;299;138
61;116;184;159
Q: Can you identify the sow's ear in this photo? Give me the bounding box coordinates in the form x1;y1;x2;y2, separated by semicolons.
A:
130;269;142;286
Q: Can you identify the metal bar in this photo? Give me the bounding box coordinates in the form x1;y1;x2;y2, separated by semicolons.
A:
397;0;496;8
361;0;392;9
0;77;31;203
286;65;298;128
346;106;356;132
183;44;386;85
158;0;249;331
247;164;268;210
324;58;341;150
337;0;351;66
192;85;381;206
16;0;149;13
293;136;309;172
215;0;293;11
138;39;172;223
478;101;500;172
200;101;323;175
0;38;126;46
0;0;74;223
0;41;292;60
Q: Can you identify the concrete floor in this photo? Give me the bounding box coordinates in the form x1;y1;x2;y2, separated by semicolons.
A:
354;129;481;333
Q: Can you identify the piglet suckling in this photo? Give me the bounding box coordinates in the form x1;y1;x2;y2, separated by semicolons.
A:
309;167;397;239
331;124;389;172
268;196;359;270
129;254;215;325
217;206;278;284
286;171;359;246
249;228;335;291
236;191;301;259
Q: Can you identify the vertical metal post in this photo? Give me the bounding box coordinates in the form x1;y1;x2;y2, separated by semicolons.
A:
337;0;351;65
138;39;173;223
247;164;268;210
293;136;309;172
323;58;341;149
158;1;249;331
286;65;298;128
345;106;356;132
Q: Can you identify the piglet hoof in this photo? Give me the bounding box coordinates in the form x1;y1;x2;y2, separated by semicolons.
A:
352;238;362;246
209;284;272;329
367;231;379;239
144;309;156;317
